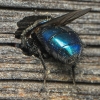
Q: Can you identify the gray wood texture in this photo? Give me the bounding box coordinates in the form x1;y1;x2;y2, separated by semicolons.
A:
0;0;99;100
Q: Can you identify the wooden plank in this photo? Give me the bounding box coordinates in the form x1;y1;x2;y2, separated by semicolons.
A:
0;65;100;83
0;9;99;35
0;10;100;22
0;0;99;99
0;34;99;45
1;22;99;35
80;35;100;45
78;0;100;3
0;0;100;11
0;54;99;64
0;46;99;83
0;45;100;57
0;82;99;100
62;0;100;3
0;21;99;35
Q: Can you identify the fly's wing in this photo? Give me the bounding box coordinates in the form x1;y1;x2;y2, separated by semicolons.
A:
39;8;91;27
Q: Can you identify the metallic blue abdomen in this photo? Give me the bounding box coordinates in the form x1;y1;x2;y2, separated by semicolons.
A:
37;26;82;63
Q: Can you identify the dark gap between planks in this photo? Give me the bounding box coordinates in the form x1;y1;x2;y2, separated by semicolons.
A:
0;6;99;13
0;79;100;85
64;0;100;3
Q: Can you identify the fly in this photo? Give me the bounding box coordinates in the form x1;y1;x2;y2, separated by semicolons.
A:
17;8;91;92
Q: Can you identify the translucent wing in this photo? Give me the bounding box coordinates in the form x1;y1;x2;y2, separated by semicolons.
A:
39;8;91;27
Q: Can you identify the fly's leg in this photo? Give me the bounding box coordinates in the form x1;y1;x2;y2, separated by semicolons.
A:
21;33;48;93
37;49;49;93
30;44;49;93
30;43;48;93
71;64;80;92
29;42;48;92
72;65;76;86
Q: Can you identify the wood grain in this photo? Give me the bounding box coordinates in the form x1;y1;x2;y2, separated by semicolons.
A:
0;9;99;35
0;0;99;99
0;46;99;83
0;0;100;11
0;82;99;100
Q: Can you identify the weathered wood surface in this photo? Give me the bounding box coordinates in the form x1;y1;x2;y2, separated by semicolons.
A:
0;9;100;35
0;0;99;100
0;0;100;11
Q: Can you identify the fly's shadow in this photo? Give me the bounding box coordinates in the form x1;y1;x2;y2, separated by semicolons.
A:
15;15;51;39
